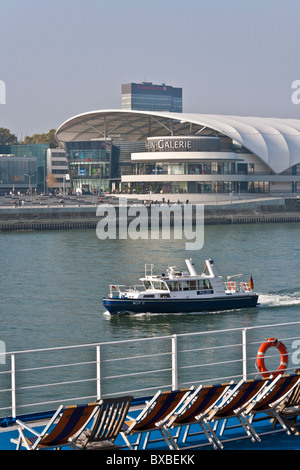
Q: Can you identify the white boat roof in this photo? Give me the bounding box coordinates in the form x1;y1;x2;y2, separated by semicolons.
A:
141;259;221;280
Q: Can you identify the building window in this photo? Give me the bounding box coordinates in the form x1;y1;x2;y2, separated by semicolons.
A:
66;140;112;191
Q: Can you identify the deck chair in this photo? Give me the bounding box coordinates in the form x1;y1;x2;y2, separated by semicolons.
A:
161;381;234;450
120;388;192;450
272;380;300;434
11;402;100;450
241;373;300;440
204;377;272;445
73;395;133;450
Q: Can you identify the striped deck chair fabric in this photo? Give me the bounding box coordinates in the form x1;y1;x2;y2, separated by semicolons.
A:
242;373;300;438
162;382;233;450
248;374;300;415
11;403;99;450
272;378;300;434
211;379;269;420
121;388;192;450
171;383;232;426
203;378;271;445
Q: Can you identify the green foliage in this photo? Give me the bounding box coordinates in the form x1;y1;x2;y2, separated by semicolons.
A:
0;127;17;145
22;129;57;148
0;128;58;147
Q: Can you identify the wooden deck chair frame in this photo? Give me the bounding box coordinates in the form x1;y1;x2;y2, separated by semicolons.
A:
11;403;99;450
120;388;193;450
241;373;300;441
203;377;274;445
73;395;133;450
161;381;234;450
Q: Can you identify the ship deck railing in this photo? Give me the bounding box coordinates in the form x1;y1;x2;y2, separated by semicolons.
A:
0;320;299;428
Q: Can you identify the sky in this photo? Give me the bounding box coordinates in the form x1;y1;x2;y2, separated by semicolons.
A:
1;0;300;138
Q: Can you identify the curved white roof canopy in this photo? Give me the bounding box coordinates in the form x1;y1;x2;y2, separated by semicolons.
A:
55;110;300;174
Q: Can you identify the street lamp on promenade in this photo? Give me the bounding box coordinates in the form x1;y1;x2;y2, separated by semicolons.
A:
24;174;34;202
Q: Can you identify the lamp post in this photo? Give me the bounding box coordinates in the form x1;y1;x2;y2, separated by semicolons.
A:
24;174;34;203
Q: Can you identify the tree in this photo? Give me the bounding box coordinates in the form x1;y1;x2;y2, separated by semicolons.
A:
46;173;57;189
0;127;17;145
46;129;57;148
22;129;57;148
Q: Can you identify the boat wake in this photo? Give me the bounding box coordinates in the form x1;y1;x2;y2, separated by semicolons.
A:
258;292;300;308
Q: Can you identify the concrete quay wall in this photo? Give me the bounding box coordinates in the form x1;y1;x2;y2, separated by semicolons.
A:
0;197;300;232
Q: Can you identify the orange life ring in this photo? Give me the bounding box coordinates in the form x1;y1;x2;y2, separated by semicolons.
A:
256;337;288;378
228;282;236;291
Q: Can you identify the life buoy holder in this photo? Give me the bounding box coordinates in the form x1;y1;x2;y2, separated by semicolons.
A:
228;282;236;291
242;282;251;291
256;337;288;378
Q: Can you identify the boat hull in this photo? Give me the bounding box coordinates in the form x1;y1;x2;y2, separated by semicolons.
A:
102;294;259;315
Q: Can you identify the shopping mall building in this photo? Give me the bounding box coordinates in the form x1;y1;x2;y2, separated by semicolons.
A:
55;110;300;195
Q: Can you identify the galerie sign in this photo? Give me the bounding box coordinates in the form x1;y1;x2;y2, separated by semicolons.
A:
146;138;193;151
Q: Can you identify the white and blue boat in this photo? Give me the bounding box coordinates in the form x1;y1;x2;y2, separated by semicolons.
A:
103;259;258;315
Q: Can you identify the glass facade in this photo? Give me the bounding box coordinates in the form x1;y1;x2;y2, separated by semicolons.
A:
66;140;112;192
112;141;146;179
0;156;37;193
0;143;48;192
133;161;237;176
62;137;281;195
122;180;271;195
121;134;275;194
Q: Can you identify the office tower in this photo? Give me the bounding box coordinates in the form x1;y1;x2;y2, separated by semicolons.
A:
122;82;182;112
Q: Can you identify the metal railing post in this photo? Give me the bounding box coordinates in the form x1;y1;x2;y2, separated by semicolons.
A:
242;329;247;380
172;335;178;390
96;345;101;400
11;354;16;419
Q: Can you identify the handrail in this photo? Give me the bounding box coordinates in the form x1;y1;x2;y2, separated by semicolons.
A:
0;320;299;423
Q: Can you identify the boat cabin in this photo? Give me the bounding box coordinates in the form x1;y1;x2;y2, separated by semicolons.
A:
142;279;213;292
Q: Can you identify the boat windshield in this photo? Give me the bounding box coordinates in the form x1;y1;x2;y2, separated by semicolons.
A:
152;280;168;290
143;280;168;290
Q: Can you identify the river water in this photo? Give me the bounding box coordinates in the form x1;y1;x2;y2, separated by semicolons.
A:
1;222;300;353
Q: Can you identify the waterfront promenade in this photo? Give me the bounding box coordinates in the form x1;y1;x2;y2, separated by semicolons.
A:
0;194;300;232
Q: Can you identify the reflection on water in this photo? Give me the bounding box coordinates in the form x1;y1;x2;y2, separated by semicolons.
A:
0;223;300;352
103;308;260;343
